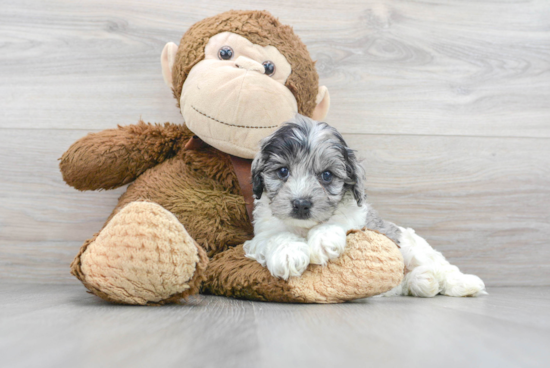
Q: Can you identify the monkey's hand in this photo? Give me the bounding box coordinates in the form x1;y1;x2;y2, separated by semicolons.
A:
307;224;347;266
59;121;190;190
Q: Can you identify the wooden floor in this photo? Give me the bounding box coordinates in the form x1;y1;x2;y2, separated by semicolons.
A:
0;283;548;368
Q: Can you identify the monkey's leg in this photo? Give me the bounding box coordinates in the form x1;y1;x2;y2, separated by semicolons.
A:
71;201;208;305
202;229;404;303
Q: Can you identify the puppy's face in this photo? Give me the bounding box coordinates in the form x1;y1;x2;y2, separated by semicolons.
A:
252;115;365;227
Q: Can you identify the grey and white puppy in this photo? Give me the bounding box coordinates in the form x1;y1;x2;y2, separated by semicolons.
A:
244;115;486;297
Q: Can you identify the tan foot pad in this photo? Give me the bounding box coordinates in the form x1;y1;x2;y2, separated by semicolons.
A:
79;201;207;305
203;229;404;303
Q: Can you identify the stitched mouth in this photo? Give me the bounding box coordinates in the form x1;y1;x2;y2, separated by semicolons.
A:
191;105;279;129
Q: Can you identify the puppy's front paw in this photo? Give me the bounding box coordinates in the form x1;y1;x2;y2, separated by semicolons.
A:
243;238;266;265
308;225;347;265
266;242;310;280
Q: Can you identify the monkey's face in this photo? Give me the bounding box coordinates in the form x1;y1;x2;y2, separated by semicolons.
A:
178;32;298;158
162;11;331;160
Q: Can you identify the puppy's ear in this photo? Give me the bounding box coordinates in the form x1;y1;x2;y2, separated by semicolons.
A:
251;156;265;199
346;148;366;206
329;124;367;206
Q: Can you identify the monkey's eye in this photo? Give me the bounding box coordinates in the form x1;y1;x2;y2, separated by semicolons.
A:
276;167;289;180
262;61;276;76
218;46;234;60
321;171;333;184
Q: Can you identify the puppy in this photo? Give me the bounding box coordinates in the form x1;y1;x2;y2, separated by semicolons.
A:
244;115;486;297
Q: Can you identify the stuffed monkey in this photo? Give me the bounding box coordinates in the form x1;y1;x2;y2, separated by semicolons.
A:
60;10;404;305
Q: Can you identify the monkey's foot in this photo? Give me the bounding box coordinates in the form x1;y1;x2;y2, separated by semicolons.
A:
72;201;208;305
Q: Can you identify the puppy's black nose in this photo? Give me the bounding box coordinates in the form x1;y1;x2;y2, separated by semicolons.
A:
291;199;312;219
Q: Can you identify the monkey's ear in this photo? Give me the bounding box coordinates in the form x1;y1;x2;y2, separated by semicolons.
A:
161;42;179;89
311;86;330;121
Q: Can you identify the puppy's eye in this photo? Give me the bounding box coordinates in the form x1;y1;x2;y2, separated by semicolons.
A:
218;46;234;60
321;171;333;184
262;61;275;76
276;167;289;180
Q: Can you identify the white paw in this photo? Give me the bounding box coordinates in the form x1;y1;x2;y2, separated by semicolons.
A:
266;242;310;280
441;272;487;297
307;224;347;265
406;266;440;297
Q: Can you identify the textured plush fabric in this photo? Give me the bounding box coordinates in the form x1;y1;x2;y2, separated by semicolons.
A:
73;202;209;305
63;122;404;305
172;10;319;118
63;122;252;304
63;122;406;304
59;121;190;191
62;122;253;258
202;229;404;303
178;31;300;158
61;10;406;305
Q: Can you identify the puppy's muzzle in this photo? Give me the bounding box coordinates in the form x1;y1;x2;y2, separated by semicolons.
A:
291;198;312;219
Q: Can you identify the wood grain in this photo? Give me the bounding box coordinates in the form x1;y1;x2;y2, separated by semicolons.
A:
1;284;549;368
0;0;549;136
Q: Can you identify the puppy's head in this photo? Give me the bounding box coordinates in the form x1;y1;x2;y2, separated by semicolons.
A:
252;114;365;226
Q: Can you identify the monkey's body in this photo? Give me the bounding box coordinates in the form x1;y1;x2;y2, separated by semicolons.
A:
107;128;253;258
63;121;404;304
60;121;251;255
61;10;406;305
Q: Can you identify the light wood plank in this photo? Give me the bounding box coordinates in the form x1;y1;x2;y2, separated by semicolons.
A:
0;241;81;283
0;284;549;368
0;0;549;137
0;129;548;286
0;129;126;243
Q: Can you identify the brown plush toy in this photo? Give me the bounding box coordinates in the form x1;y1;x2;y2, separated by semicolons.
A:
60;10;404;305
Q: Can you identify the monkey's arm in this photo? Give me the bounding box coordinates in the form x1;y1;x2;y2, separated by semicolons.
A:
60;121;191;191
